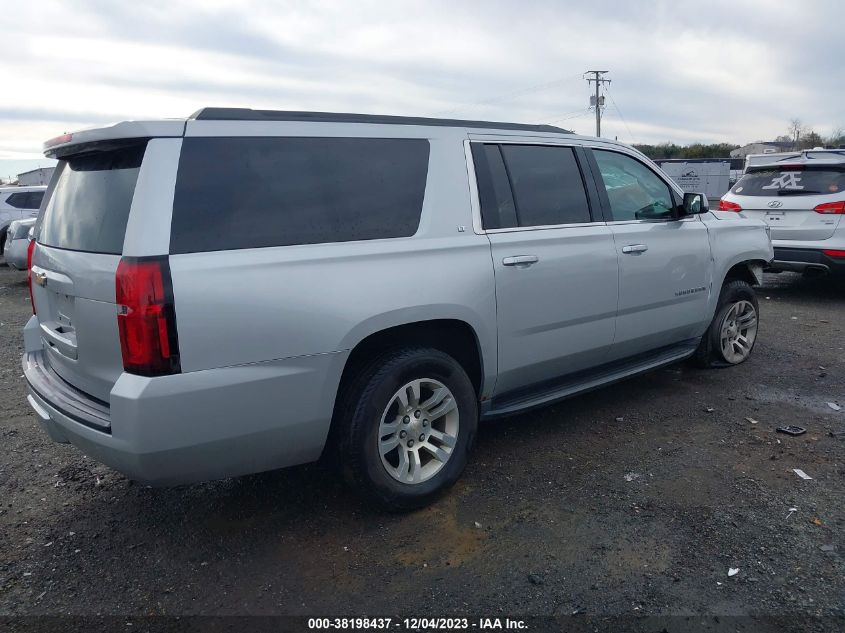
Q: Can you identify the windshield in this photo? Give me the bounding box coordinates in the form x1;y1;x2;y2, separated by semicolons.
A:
731;165;845;197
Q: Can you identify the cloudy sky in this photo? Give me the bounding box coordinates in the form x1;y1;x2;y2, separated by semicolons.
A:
1;0;841;178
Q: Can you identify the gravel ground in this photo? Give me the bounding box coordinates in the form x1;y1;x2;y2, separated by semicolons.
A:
0;262;843;627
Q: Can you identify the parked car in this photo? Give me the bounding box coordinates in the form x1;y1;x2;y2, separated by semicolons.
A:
0;186;45;256
721;149;845;275
22;109;772;510
4;218;36;269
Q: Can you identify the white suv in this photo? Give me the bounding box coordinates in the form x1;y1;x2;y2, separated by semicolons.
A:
0;186;46;257
720;149;845;276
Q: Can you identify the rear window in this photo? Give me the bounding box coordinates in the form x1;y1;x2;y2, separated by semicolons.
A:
732;165;845;197
170;137;430;253
13;222;33;239
39;143;146;254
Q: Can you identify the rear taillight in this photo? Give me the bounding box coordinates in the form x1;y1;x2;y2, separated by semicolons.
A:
814;201;845;214
115;257;180;377
26;239;36;314
719;200;742;212
822;249;845;258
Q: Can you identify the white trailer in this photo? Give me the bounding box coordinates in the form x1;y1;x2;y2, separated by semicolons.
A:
658;161;731;199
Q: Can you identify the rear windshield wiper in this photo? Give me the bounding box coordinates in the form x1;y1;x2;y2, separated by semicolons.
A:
776;189;821;196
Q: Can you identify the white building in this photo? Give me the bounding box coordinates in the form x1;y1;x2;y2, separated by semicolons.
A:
17;167;55;186
730;141;794;159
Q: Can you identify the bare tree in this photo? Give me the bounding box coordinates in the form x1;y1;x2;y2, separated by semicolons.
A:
788;118;803;150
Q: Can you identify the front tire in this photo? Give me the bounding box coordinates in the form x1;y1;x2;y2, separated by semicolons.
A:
335;347;478;511
691;279;759;367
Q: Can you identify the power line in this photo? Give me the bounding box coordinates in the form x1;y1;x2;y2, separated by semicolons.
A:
434;73;584;117
584;70;611;137
606;91;636;144
542;108;592;125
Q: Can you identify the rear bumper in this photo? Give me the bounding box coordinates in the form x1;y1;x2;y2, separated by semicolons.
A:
23;335;346;485
768;247;845;275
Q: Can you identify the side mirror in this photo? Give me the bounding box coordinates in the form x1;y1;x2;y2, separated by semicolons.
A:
682;192;709;215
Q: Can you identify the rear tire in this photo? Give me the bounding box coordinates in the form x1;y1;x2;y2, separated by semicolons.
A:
691;279;759;368
335;347;478;511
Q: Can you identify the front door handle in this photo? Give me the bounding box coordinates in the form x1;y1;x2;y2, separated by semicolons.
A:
621;244;648;254
502;255;539;267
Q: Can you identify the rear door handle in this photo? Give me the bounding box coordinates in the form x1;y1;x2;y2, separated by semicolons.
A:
621;244;648;254
502;255;539;267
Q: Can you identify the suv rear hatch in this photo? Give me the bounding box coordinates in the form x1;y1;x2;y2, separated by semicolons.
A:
31;142;146;403
728;164;845;241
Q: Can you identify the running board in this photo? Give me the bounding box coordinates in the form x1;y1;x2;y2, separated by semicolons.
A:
482;340;699;419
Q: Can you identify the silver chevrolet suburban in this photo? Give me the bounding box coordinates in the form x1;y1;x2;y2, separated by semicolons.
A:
22;108;773;510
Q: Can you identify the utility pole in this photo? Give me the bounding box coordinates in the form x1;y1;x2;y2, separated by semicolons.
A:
584;70;611;137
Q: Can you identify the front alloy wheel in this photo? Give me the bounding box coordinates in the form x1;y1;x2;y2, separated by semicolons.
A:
718;299;758;364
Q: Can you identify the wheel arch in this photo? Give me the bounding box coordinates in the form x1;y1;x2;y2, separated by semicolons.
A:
337;318;487;399
722;259;767;288
323;318;488;462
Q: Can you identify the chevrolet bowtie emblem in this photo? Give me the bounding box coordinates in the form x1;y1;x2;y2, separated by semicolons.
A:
33;271;47;287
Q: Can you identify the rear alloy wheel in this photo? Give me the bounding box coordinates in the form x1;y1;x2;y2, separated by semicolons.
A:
377;378;460;484
336;347;477;511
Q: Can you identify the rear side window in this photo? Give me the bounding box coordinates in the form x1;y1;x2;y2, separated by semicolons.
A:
39;144;146;254
170;137;430;253
471;144;517;229
500;145;591;227
5;192;35;209
472;143;591;229
26;191;45;209
732;165;845;197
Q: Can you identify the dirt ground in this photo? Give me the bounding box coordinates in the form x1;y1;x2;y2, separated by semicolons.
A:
0;261;843;629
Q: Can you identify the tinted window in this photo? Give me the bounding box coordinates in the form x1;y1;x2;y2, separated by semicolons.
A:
171;137;430;253
500;145;591;227
39;144;145;254
593;150;675;221
5;192;30;209
13;222;34;239
471;144;517;229
731;165;845;197
26;191;44;209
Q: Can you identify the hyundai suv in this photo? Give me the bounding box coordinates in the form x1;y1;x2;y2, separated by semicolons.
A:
22;109;772;509
721;149;845;275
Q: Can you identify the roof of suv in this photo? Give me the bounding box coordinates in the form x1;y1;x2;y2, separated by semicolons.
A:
189;107;572;134
746;149;845;169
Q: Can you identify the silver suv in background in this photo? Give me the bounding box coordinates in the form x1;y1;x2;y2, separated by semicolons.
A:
4;218;36;269
721;149;845;275
0;186;45;257
22;109;772;510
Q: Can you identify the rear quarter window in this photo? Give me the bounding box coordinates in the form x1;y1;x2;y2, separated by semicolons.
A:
5;192;33;209
170;137;430;253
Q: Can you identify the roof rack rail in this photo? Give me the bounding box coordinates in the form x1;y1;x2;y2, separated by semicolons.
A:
189;108;571;134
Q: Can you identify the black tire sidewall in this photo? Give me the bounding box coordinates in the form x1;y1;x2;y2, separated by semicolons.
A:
347;348;478;508
709;281;759;365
